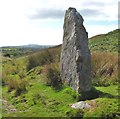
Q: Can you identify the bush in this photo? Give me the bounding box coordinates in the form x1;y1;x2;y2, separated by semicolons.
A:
6;75;28;96
43;63;62;89
27;46;61;71
6;75;20;92
15;78;29;97
27;49;52;70
18;71;26;79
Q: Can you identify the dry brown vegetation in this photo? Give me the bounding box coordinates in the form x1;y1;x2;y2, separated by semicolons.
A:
27;45;61;71
91;51;118;86
6;75;29;96
43;63;61;89
27;44;118;86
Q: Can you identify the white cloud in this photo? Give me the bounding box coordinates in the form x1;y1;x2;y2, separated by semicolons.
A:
0;0;118;46
27;0;117;21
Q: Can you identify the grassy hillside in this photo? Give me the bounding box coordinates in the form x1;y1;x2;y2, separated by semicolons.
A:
2;29;119;118
89;29;118;52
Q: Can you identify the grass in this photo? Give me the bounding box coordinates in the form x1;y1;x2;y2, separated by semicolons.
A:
2;77;79;117
84;85;119;118
89;29;119;53
2;77;119;118
2;57;119;117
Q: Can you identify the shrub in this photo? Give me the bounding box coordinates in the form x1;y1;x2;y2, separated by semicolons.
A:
6;75;28;96
2;71;7;86
6;75;20;92
5;65;18;75
27;46;61;71
27;50;52;70
15;78;29;97
18;71;26;79
43;63;62;89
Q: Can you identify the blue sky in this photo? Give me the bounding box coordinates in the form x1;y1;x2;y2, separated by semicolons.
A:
0;0;118;46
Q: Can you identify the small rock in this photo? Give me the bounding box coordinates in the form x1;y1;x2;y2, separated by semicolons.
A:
10;108;17;112
2;100;7;104
71;101;91;109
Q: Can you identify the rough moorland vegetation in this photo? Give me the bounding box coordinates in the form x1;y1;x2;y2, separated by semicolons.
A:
2;29;119;118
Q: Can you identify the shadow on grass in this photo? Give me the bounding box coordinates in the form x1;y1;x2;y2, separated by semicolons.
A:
78;87;118;101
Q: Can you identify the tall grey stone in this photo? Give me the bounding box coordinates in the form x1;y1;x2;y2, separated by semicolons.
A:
60;7;92;93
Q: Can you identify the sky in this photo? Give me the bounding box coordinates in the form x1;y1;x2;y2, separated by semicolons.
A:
0;0;118;46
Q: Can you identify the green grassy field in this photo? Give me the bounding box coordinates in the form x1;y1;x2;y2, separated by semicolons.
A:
2;76;119;118
2;29;119;118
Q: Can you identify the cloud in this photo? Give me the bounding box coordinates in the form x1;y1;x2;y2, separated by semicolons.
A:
80;8;106;17
29;8;107;20
83;1;106;7
27;0;117;21
0;0;118;46
29;9;65;19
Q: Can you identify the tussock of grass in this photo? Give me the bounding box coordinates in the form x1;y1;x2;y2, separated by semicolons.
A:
91;51;118;86
43;62;62;89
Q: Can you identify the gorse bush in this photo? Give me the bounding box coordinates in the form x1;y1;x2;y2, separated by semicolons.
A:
6;75;20;92
27;46;61;71
18;71;26;79
6;75;28;96
15;78;29;97
27;50;52;71
43;63;62;89
2;58;27;85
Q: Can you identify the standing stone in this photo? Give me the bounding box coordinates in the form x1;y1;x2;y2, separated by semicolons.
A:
60;7;92;93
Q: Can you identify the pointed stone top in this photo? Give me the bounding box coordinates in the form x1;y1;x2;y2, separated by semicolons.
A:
65;7;84;26
68;7;77;12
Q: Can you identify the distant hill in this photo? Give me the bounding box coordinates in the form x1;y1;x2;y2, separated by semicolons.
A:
1;44;54;49
19;44;54;49
2;44;55;57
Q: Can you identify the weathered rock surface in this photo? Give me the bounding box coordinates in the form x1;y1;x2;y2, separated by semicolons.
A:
71;101;91;109
60;7;92;93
